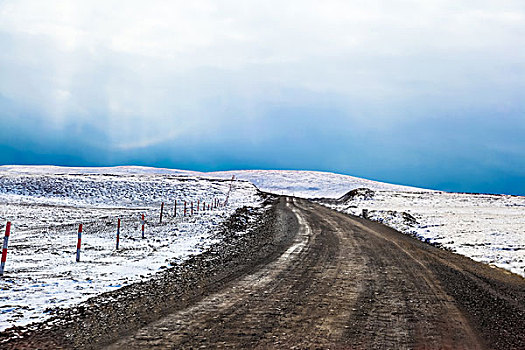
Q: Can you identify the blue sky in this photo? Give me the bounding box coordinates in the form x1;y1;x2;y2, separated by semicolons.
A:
0;0;524;195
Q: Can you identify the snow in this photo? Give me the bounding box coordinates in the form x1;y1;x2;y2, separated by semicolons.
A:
0;168;262;331
0;165;200;177
208;169;433;197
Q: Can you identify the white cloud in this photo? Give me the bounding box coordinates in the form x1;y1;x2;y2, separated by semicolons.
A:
0;0;524;149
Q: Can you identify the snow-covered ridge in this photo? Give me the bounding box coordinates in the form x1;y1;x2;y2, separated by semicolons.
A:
1;166;432;197
208;169;433;197
0;165;200;176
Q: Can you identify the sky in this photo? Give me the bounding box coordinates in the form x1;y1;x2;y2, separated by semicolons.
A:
0;0;524;195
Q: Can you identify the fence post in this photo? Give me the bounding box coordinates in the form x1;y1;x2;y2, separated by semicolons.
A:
184;201;187;216
116;218;120;250
174;201;177;217
197;199;200;212
76;224;82;262
160;202;164;224
362;209;368;219
0;222;12;276
141;214;145;238
191;202;193;216
224;175;235;206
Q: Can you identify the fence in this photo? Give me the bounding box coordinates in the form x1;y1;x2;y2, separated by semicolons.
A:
0;194;230;276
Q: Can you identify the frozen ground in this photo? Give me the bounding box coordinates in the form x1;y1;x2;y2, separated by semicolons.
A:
210;170;525;278
0;166;523;332
0;167;263;331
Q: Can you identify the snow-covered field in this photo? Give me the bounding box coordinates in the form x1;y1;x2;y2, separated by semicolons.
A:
0;166;523;331
0;166;263;331
210;170;525;278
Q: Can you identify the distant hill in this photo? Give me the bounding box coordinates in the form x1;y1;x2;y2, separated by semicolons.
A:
0;166;432;198
209;170;433;198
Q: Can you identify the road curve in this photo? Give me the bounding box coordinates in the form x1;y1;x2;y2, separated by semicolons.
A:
106;198;525;349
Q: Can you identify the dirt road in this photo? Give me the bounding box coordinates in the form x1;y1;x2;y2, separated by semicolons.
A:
3;197;524;349
106;198;524;349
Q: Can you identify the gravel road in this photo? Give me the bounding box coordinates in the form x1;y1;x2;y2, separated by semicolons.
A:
3;197;524;349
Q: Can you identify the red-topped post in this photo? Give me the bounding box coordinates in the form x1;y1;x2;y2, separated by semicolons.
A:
0;222;12;275
76;224;83;262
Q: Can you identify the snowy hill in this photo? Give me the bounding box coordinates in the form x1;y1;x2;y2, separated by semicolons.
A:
0;166;431;198
0;165;199;177
208;170;433;197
